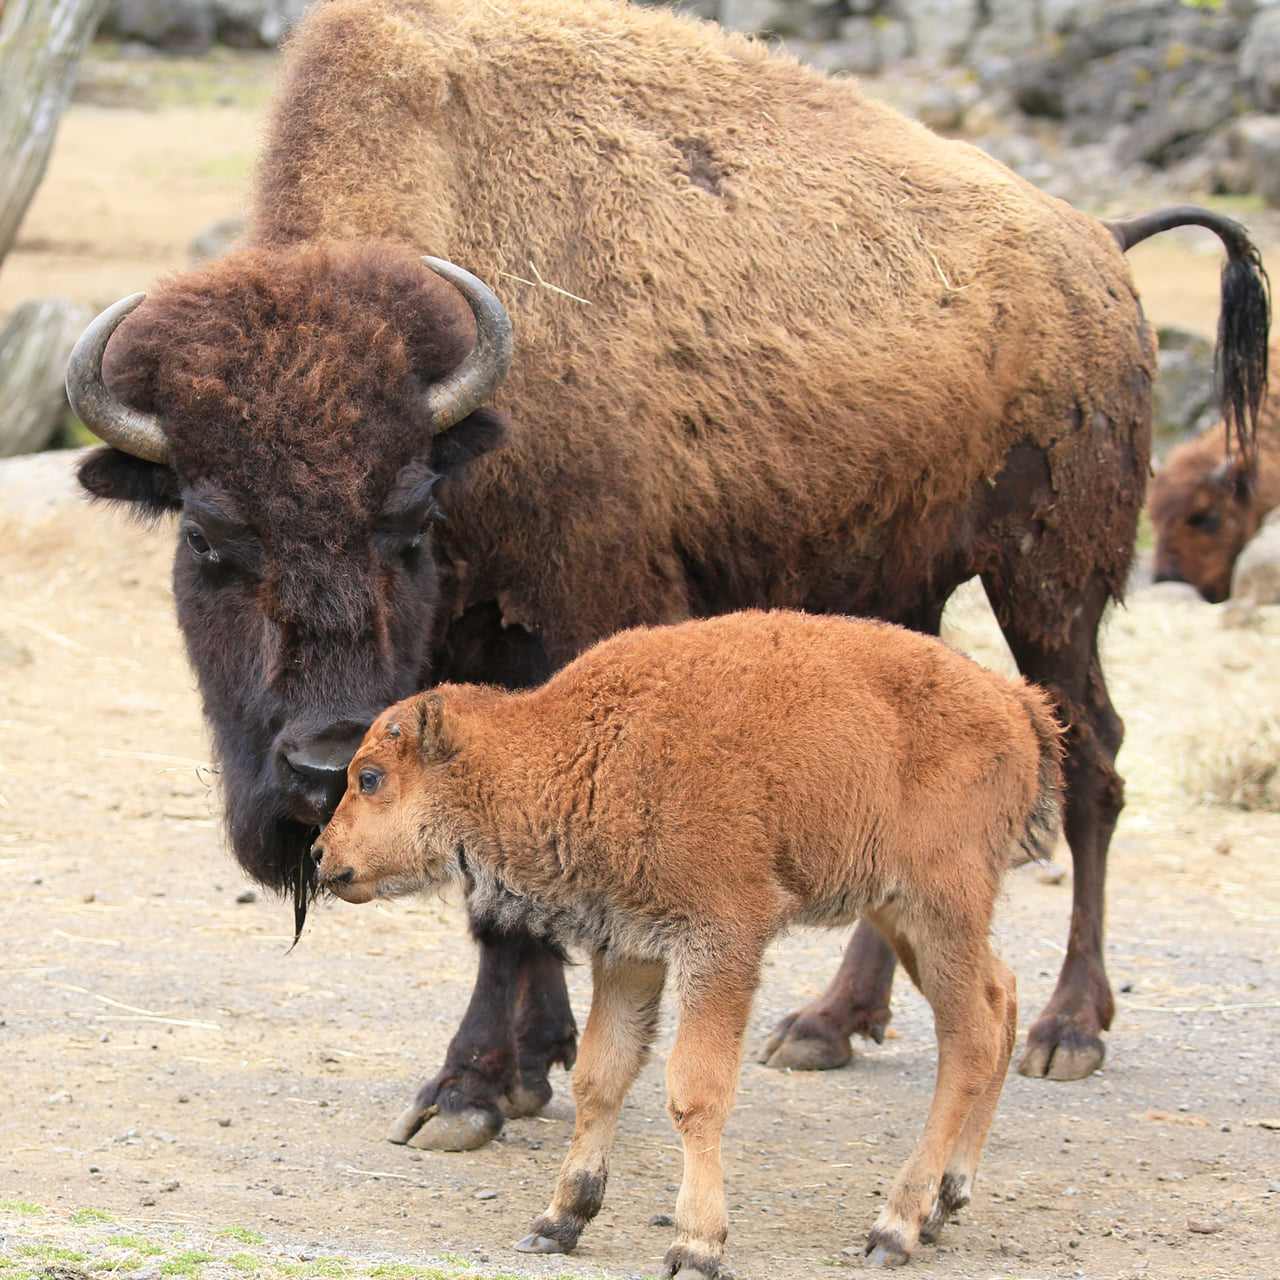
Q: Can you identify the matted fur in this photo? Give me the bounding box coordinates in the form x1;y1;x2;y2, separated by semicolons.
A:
315;609;1065;1272
1148;346;1280;601
257;0;1152;655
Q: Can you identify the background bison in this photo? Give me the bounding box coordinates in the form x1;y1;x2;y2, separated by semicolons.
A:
1148;344;1280;601
68;0;1267;1159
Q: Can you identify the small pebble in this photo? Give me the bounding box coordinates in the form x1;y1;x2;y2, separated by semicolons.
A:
475;1188;498;1200
1188;1219;1224;1234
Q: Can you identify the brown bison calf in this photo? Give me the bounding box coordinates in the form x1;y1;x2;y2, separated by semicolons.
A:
314;609;1062;1273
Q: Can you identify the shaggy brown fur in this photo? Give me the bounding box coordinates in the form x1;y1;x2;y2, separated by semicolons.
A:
315;609;1064;1274
74;0;1268;1150
1148;350;1280;601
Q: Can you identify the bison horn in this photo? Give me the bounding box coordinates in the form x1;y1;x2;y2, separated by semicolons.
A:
421;256;514;430
65;293;169;465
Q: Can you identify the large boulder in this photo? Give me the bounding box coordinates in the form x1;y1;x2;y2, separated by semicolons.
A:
1231;507;1280;604
0;298;93;459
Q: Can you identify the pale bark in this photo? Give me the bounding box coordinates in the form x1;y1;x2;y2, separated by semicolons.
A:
0;0;110;268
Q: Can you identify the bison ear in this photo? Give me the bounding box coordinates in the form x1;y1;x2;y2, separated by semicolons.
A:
77;446;181;519
1208;456;1253;503
428;408;508;481
416;691;453;756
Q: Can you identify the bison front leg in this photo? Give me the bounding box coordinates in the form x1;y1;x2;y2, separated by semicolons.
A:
388;924;577;1151
758;918;897;1070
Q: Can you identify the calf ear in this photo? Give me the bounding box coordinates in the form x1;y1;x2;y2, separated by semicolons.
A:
78;447;181;519
416;691;453;756
429;408;508;481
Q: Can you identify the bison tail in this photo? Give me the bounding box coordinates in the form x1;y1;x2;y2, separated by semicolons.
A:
1104;204;1271;485
1008;681;1065;870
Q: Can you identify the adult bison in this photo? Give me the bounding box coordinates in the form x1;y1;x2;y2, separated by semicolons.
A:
1148;343;1280;601
69;0;1268;1154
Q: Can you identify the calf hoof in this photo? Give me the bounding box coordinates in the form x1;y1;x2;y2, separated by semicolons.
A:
1017;1019;1105;1081
397;1105;502;1151
662;1243;724;1278
863;1229;910;1268
514;1233;569;1255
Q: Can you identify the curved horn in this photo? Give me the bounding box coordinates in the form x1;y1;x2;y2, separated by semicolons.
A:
66;293;168;465
420;257;514;431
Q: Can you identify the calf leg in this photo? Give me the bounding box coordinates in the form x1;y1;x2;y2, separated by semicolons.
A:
918;955;1017;1244
986;569;1123;1081
388;924;577;1151
663;959;759;1279
863;909;1010;1266
517;955;665;1254
758;919;897;1069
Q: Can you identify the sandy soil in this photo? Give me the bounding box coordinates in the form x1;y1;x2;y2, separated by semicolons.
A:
2;44;1279;1280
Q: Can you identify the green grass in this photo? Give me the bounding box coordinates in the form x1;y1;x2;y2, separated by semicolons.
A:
69;1208;113;1224
0;1201;45;1214
108;1235;166;1255
160;1250;216;1275
14;1245;88;1262
216;1227;266;1245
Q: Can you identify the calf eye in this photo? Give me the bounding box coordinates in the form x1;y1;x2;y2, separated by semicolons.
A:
358;768;383;796
1187;508;1221;534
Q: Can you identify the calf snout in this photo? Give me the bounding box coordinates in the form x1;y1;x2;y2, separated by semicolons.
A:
311;835;377;904
274;719;372;824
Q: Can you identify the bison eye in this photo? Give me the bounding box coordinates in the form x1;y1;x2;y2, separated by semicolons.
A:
184;527;220;563
358;768;383;796
1187;508;1221;534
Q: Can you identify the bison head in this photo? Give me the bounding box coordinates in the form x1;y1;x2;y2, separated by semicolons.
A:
1147;434;1256;604
68;240;512;906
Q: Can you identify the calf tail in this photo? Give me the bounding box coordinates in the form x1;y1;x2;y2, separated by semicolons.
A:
1009;681;1065;869
1103;204;1271;482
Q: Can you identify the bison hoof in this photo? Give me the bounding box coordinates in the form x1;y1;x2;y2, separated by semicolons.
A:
500;1080;553;1119
761;1033;853;1072
514;1233;569;1255
401;1106;502;1151
1017;1026;1106;1081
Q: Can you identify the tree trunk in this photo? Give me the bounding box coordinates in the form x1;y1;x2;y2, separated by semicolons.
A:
0;0;110;269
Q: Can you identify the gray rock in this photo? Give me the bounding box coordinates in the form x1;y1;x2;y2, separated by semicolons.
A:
110;0;217;53
1239;7;1280;109
0;298;93;459
1225;114;1280;206
1152;328;1218;460
1231;507;1280;603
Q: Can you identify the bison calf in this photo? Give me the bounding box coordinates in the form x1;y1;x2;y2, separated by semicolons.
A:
314;609;1062;1273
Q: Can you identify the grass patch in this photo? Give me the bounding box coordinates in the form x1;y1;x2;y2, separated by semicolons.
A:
108;1236;166;1255
215;1228;266;1245
160;1250;216;1275
69;1208;113;1224
15;1246;88;1262
0;1201;45;1215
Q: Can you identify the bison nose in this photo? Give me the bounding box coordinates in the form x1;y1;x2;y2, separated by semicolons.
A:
276;721;370;824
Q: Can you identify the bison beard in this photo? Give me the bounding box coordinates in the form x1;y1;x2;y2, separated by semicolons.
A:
69;0;1269;1159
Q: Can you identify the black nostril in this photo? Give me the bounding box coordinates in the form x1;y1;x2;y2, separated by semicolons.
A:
284;751;351;819
276;719;372;823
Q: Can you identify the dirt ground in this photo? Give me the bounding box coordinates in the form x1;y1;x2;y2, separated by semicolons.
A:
2;43;1279;1280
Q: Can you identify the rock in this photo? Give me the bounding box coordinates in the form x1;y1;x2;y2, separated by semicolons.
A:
109;0;217;54
1239;6;1280;111
1152;328;1218;459
0;298;93;459
1231;507;1280;603
189;217;245;265
1224;115;1280;207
